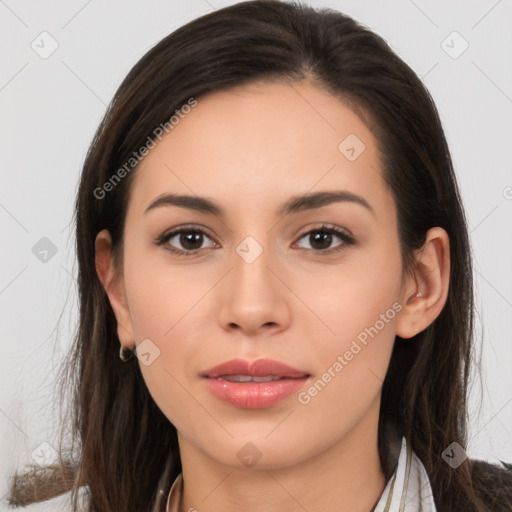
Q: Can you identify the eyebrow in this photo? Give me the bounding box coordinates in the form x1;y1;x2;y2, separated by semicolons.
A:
144;190;374;217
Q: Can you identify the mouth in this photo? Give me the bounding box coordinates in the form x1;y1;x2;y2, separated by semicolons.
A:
200;358;311;409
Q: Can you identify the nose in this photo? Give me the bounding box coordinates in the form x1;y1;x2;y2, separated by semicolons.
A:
218;237;291;337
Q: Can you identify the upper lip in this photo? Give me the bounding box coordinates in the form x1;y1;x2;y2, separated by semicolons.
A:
200;358;310;379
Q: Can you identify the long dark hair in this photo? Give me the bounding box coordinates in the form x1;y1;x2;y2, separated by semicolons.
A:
6;1;512;510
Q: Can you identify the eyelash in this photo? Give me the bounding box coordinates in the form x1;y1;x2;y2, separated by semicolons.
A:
154;224;355;257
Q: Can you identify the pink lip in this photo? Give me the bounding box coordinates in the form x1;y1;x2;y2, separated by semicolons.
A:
200;358;309;379
200;358;311;409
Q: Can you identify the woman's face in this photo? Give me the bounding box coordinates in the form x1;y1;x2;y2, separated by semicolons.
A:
105;80;412;469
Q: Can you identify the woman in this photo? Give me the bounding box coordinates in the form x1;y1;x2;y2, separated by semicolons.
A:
6;1;512;510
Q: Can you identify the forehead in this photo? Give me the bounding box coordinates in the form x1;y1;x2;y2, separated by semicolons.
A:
128;79;390;218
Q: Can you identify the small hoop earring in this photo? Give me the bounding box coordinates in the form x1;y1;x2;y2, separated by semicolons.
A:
119;344;134;362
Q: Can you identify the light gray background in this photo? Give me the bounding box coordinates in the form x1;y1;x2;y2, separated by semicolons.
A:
1;0;511;505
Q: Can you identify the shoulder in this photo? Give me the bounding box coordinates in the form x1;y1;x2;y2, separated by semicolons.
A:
470;458;512;510
0;487;89;512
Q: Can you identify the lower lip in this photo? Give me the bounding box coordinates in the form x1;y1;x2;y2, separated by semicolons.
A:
203;376;310;409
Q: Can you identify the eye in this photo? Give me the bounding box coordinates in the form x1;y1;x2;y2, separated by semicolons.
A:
295;224;355;253
155;225;217;256
155;223;355;257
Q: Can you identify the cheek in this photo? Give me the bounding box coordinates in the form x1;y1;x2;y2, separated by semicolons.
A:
301;240;402;338
122;244;219;420
299;238;402;394
296;285;399;437
123;236;213;339
127;275;202;426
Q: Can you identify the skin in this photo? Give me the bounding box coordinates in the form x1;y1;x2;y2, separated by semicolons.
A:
95;79;450;512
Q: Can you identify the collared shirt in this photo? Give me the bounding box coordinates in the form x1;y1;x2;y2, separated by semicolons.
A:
164;436;437;512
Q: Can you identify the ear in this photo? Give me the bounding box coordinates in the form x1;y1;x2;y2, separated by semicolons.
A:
95;229;134;349
396;227;450;338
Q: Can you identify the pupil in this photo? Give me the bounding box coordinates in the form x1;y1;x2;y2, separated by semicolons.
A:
312;231;331;250
181;232;202;250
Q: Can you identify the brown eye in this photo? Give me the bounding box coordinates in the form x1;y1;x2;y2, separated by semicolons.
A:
308;231;335;250
156;226;216;255
295;225;354;253
175;231;204;251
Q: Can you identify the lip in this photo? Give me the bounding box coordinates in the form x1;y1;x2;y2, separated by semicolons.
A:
200;358;310;379
201;358;311;409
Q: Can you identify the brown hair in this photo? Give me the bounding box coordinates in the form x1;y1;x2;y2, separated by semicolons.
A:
6;1;512;510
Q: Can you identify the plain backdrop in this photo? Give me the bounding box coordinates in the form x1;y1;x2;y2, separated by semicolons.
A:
1;0;511;505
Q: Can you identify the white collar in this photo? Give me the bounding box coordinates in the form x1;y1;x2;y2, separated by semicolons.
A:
374;436;437;511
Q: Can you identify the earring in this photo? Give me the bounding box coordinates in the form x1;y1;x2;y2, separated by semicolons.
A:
119;344;134;362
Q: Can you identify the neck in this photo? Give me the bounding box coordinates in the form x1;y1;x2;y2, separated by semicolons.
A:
175;397;390;512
